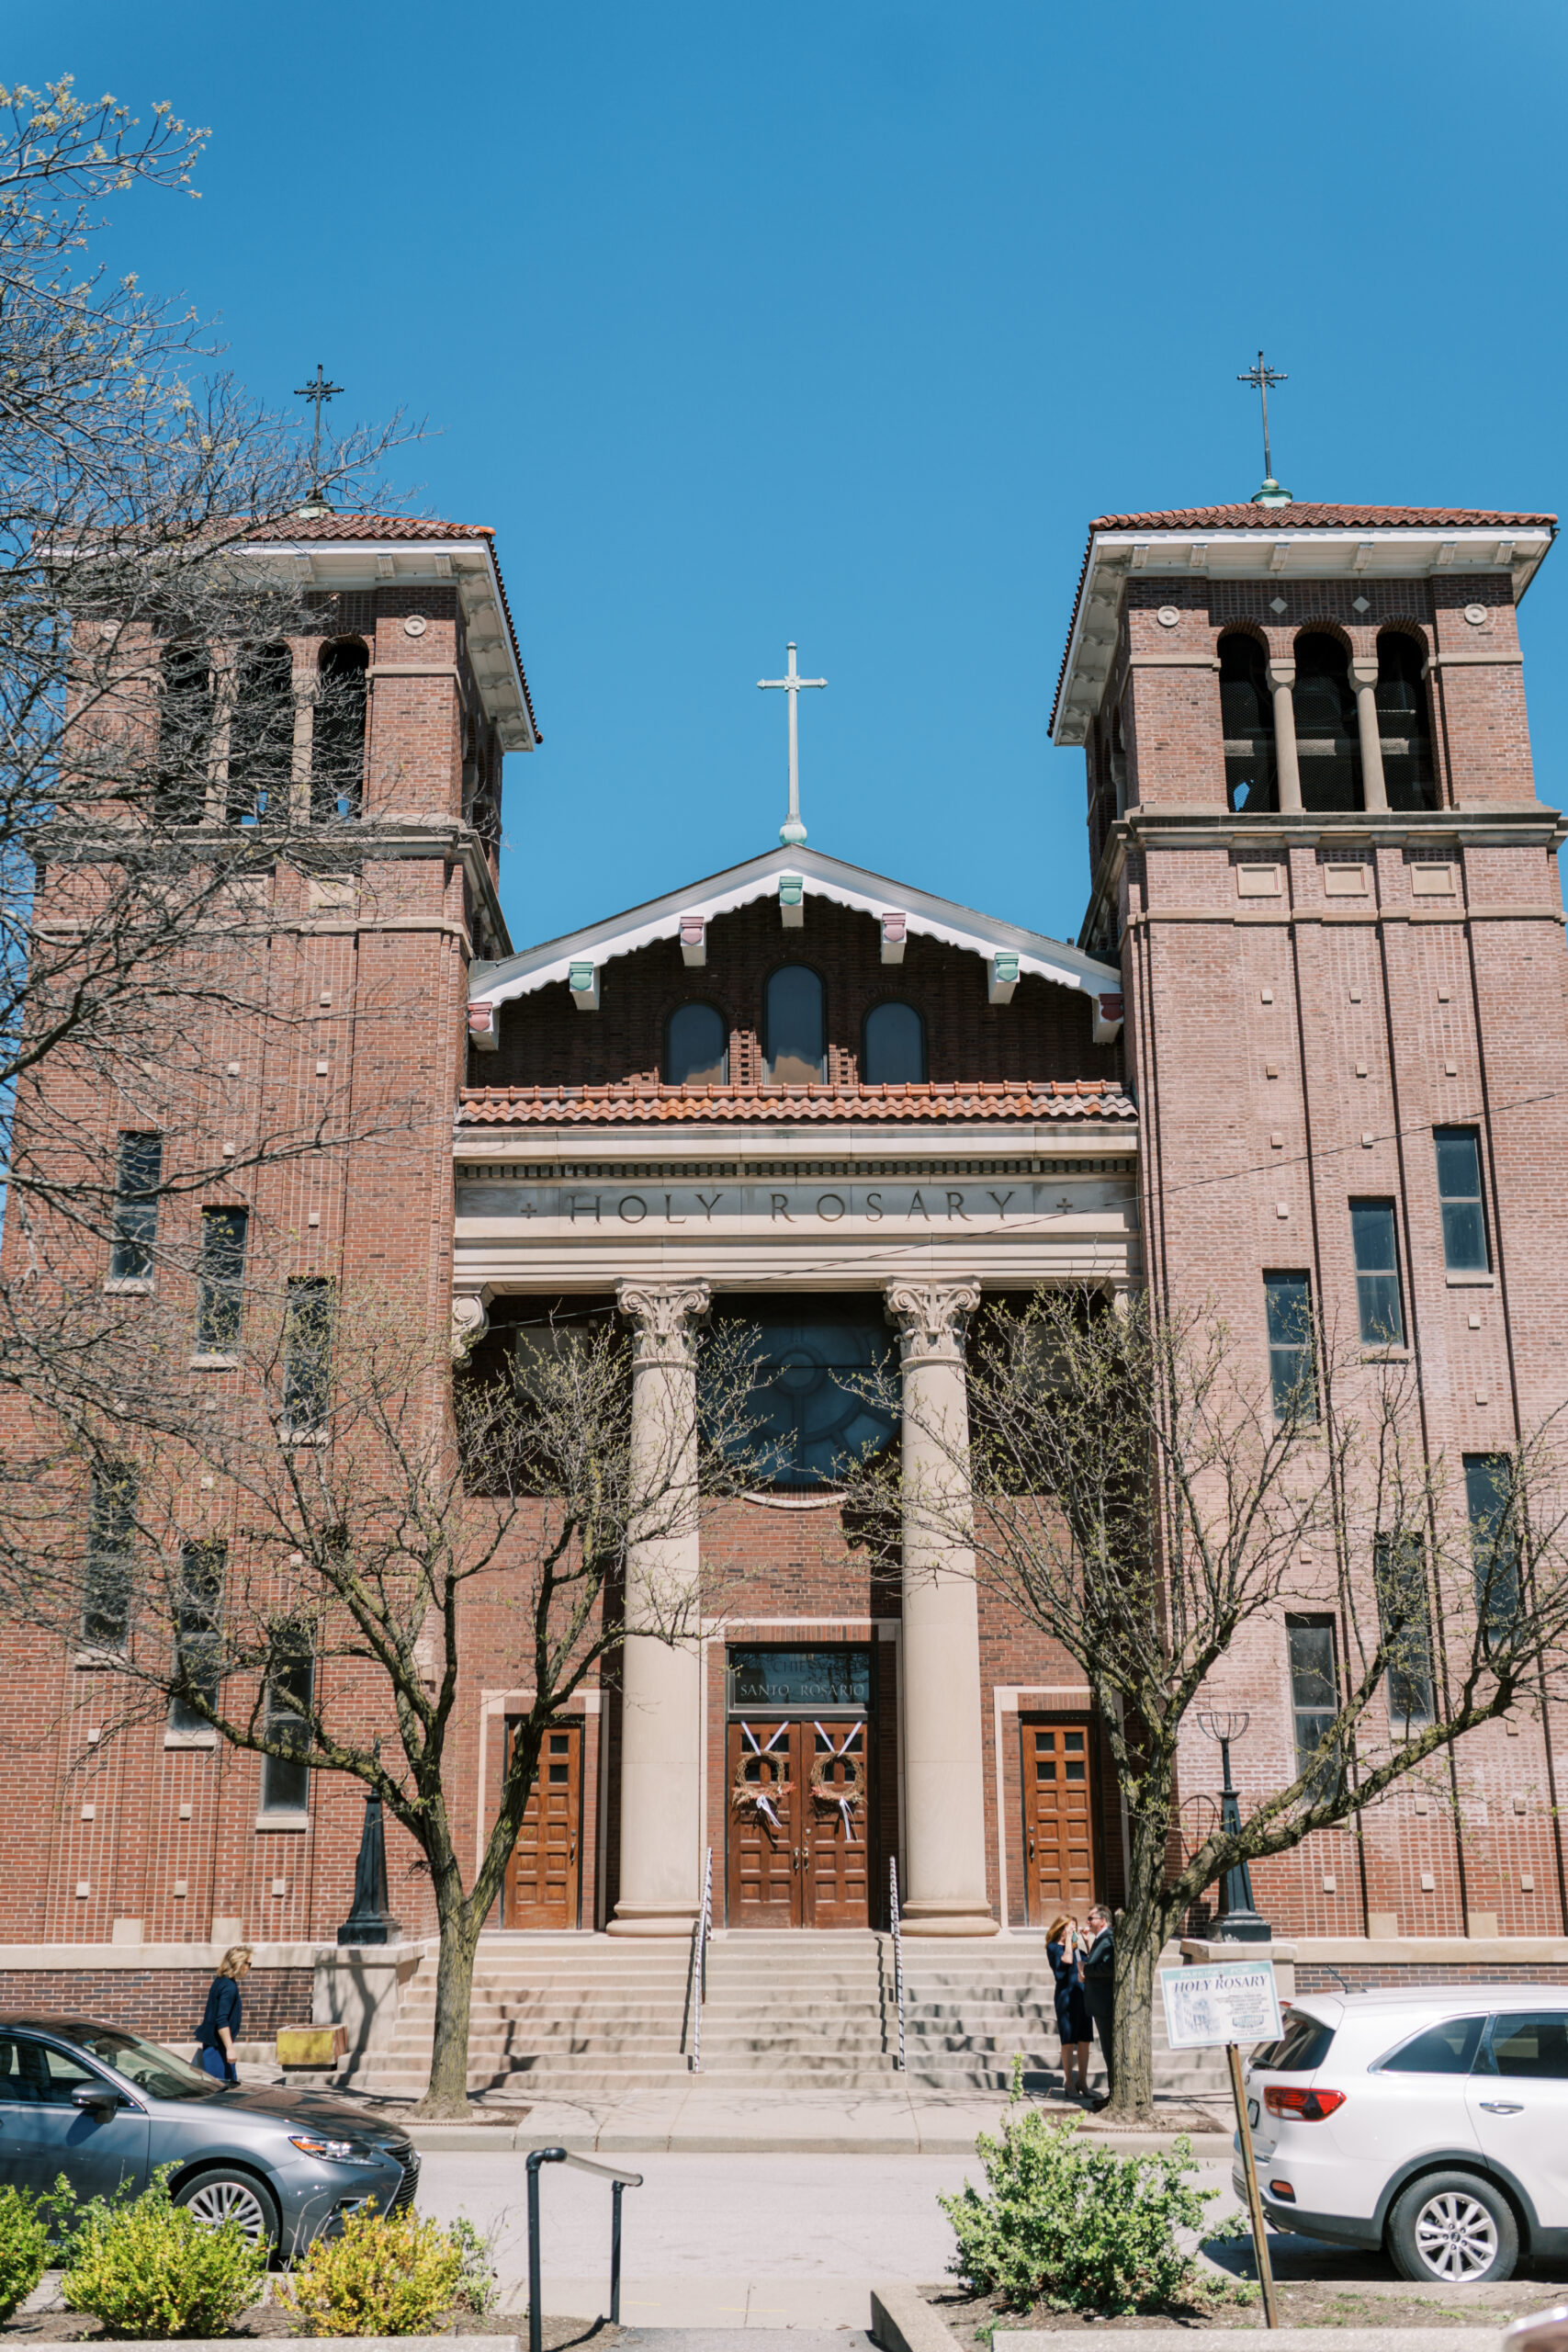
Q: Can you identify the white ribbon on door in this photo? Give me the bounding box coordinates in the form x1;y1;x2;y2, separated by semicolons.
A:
813;1722;863;1841
739;1721;791;1828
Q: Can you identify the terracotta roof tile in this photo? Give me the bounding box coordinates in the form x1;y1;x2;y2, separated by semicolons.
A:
1087;503;1557;532
246;513;538;745
457;1079;1137;1128
247;513;493;541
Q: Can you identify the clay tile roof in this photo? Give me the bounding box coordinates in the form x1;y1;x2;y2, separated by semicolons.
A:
247;513;495;542
1087;503;1558;532
247;512;538;744
457;1079;1138;1130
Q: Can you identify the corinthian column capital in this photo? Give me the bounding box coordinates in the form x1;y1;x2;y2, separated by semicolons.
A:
885;1278;982;1367
616;1277;712;1368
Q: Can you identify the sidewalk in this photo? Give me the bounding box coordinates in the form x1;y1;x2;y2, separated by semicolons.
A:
400;2083;1231;2155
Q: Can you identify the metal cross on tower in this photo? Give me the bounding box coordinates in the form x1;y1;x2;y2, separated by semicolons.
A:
1236;351;1291;505
758;641;827;847
293;363;344;500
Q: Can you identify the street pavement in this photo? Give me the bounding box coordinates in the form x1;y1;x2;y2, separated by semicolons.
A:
412;2152;1271;2330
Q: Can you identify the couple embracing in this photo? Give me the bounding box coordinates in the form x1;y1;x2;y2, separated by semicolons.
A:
1044;1903;1114;2108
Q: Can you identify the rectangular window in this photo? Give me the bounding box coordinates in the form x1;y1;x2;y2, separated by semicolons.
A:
1435;1127;1490;1272
1265;1272;1316;1421
195;1208;248;1352
1287;1613;1341;1792
282;1277;334;1437
108;1134;163;1281
83;1464;136;1650
1350;1200;1405;1347
168;1539;224;1734
1464;1453;1519;1652
260;1654;313;1814
1372;1534;1435;1730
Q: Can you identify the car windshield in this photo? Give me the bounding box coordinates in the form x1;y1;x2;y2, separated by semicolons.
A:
1251;2011;1336;2073
63;2027;220;2102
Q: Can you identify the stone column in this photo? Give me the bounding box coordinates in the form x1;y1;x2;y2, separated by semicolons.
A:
1350;657;1388;809
607;1277;711;1936
1267;660;1303;812
885;1279;998;1937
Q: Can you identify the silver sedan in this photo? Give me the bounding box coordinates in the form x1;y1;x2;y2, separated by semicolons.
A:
0;2017;416;2256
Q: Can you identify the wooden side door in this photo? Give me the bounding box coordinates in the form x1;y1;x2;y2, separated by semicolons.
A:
728;1719;801;1927
804;1722;872;1928
1022;1721;1097;1921
504;1721;581;1929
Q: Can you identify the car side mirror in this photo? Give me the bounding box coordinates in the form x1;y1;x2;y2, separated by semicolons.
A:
71;2086;121;2113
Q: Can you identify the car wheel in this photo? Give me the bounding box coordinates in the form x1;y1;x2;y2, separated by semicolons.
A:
175;2168;278;2252
1387;2170;1518;2284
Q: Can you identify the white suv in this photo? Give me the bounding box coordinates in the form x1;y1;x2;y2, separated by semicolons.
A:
1234;1986;1568;2284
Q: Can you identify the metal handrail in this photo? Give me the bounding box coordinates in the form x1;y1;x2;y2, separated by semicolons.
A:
689;1843;713;2073
525;2146;643;2352
889;1855;907;2072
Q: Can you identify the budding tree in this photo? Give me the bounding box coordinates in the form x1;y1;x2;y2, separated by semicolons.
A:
0;1283;765;2116
863;1285;1568;2120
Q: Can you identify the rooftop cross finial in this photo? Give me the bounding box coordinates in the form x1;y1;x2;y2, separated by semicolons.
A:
757;640;827;847
293;362;344;503
1236;350;1292;507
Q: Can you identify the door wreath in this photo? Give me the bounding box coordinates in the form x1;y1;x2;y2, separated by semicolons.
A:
732;1721;792;1829
809;1722;865;1839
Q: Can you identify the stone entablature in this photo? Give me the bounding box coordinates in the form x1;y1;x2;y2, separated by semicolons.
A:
452;1123;1140;1295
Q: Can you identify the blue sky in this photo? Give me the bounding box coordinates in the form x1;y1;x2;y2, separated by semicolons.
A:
15;2;1568;955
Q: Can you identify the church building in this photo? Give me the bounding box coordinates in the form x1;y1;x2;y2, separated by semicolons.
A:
3;487;1566;2061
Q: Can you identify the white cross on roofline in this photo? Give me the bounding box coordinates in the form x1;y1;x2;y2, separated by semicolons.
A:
758;640;827;848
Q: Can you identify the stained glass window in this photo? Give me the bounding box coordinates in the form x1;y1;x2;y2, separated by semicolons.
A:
711;1296;897;1487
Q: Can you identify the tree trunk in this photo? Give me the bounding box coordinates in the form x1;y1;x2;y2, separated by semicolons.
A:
416;1903;481;2119
1108;1901;1159;2121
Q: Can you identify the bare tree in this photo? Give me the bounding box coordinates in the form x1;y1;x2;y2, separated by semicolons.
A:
0;1284;766;2116
0;79;418;1414
859;1286;1568;2119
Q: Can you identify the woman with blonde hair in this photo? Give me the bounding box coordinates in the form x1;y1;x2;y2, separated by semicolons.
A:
1044;1914;1091;2099
196;1945;252;2085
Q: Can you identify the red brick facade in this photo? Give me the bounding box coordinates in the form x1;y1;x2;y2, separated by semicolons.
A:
4;500;1564;1996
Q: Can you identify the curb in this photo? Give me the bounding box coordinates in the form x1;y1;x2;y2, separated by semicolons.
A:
996;2336;1501;2352
872;2285;968;2352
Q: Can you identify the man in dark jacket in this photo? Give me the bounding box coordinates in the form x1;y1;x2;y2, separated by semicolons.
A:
1080;1905;1115;2109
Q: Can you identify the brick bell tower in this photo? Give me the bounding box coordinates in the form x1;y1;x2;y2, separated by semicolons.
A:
1054;495;1568;1942
0;514;536;1950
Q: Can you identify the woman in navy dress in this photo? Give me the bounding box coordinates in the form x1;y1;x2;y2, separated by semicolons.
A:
196;1945;252;2084
1045;1914;1091;2098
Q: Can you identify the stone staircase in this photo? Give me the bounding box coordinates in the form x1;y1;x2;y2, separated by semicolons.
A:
346;1928;1228;2107
346;1934;694;2099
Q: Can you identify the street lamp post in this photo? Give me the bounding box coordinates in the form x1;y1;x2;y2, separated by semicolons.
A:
1197;1710;1272;1943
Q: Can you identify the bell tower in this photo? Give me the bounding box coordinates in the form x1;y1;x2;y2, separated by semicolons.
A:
1055;495;1568;1940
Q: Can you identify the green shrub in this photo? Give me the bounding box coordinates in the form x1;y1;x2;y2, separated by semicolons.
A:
449;2214;500;2314
0;2185;51;2323
61;2169;266;2339
276;2204;465;2337
940;2070;1245;2314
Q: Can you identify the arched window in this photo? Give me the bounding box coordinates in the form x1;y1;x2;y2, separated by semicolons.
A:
1292;633;1362;810
1218;633;1276;813
1376;632;1437;811
156;642;213;823
312;639;368;820
666;1002;728;1089
863;1000;925;1085
228;640;292;824
764;966;825;1085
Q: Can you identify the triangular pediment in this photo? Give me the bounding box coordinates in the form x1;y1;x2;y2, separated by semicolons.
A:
470;845;1120;1011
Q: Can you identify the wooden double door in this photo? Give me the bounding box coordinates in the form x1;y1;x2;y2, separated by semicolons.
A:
728;1717;871;1928
503;1721;581;1929
1022;1720;1098;1920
